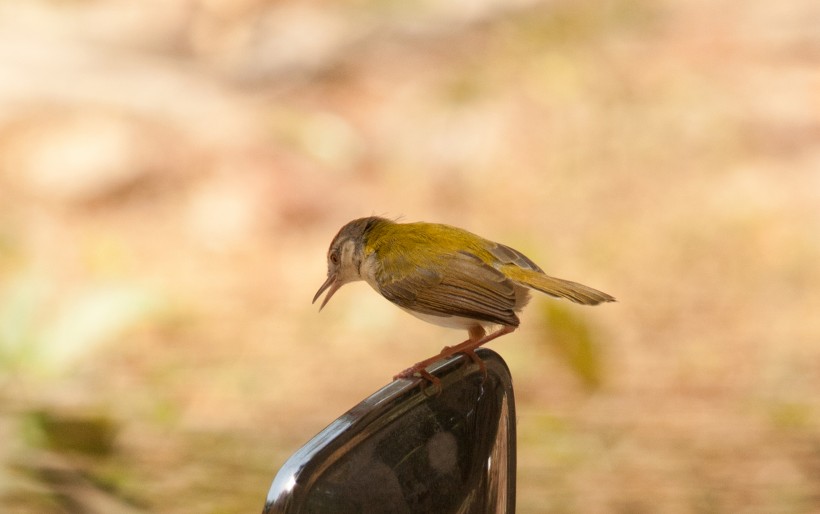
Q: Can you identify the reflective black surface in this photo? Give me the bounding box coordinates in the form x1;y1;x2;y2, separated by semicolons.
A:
263;348;516;514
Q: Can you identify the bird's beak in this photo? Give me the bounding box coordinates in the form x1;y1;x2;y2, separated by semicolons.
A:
312;274;340;311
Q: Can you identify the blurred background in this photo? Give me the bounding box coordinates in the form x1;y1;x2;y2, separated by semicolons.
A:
1;0;819;512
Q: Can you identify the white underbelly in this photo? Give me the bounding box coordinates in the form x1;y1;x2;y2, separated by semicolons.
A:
398;307;489;331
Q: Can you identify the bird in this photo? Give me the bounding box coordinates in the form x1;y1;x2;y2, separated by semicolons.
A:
313;216;615;381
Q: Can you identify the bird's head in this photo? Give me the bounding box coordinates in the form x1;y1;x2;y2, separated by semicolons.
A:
312;217;383;310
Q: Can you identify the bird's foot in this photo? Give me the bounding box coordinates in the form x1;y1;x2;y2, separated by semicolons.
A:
393;326;515;388
460;348;488;382
393;361;436;380
394;365;442;396
392;348;485;384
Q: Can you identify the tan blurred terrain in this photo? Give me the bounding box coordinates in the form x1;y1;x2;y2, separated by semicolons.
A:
1;0;819;512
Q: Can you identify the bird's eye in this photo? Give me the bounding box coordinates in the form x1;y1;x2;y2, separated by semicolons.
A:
330;252;339;265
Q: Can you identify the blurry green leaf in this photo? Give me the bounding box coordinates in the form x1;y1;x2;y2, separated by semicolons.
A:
0;275;48;369
538;301;605;390
0;275;162;375
24;410;119;456
39;284;159;371
768;401;812;430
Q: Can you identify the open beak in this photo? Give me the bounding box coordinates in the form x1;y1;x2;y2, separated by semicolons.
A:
312;274;340;311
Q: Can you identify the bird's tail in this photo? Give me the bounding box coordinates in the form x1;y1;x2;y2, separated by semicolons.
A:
504;267;615;305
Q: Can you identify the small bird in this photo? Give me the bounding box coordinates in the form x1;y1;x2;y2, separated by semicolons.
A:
313;217;615;380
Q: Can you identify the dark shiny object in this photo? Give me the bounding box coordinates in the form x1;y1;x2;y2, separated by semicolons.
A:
263;349;516;514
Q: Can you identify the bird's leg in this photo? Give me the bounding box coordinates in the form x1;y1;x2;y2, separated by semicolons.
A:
456;326;488;380
394;325;516;380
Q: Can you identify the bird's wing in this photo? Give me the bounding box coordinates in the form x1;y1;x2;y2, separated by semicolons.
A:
488;242;544;272
375;250;520;326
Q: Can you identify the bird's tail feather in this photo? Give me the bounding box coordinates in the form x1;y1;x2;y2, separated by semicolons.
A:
505;267;615;305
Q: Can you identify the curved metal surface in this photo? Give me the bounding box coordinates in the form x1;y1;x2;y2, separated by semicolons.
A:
263;348;516;514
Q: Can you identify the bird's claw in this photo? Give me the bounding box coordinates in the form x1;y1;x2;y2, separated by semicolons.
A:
394;365;442;396
461;349;488;383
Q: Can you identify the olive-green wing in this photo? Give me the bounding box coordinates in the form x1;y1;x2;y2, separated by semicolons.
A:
488;242;544;272
375;250;521;326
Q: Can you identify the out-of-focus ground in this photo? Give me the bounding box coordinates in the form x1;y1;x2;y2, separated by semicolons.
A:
1;0;819;512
